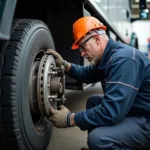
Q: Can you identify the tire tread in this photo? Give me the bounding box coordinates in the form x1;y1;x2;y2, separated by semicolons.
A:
0;19;48;150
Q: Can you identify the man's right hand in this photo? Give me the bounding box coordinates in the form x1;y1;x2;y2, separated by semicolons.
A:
46;49;67;67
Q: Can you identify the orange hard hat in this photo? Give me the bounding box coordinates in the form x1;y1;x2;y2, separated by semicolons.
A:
71;16;107;50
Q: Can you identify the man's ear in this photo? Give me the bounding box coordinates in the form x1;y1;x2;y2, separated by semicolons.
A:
94;35;100;45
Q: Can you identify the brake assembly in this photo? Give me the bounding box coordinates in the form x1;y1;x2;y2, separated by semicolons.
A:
37;54;66;117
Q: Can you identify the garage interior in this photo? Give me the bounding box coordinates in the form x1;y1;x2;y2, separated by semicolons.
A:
0;0;150;150
47;1;150;150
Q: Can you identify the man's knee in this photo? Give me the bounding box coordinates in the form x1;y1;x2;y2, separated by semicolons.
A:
86;95;95;109
86;94;103;109
88;128;114;150
88;130;99;150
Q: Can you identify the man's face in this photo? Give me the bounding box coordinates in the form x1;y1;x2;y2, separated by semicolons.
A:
78;33;103;65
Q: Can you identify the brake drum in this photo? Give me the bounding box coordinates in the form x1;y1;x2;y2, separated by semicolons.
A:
37;55;66;116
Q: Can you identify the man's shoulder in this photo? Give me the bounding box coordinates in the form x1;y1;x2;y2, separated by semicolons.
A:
111;42;138;60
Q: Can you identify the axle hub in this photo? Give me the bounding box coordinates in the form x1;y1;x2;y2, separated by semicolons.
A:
35;54;66;116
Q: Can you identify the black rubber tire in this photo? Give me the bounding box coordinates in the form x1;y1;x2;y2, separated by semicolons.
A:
0;19;55;150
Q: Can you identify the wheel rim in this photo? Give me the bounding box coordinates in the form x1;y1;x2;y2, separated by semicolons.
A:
29;50;45;130
29;50;66;129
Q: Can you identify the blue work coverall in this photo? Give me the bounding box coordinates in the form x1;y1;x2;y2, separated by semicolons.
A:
66;39;150;150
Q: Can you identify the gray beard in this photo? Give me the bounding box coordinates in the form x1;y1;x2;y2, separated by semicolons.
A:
91;56;100;65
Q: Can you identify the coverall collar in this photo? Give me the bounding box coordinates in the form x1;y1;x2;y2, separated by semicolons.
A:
97;38;115;70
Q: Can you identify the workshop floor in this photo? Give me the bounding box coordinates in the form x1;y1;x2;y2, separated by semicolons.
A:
47;83;103;150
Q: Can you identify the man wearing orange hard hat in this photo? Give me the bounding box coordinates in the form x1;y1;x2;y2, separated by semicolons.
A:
47;16;150;150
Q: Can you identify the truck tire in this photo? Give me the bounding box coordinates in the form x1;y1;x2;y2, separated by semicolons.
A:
0;19;54;150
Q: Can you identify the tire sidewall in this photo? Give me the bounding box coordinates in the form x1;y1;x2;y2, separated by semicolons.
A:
16;22;54;149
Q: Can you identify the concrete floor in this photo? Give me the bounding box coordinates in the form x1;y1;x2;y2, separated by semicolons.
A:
47;83;103;150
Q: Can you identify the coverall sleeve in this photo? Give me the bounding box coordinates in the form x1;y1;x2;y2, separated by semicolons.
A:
66;63;104;83
74;57;143;131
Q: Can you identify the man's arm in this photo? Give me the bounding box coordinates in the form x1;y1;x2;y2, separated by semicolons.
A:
72;57;143;130
46;49;103;83
66;63;104;84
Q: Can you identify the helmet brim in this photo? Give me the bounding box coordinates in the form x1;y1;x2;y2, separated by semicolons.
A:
71;39;80;50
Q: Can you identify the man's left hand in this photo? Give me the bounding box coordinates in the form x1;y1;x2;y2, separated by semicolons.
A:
49;105;70;128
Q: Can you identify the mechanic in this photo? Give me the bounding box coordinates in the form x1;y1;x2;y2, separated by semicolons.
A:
47;16;150;150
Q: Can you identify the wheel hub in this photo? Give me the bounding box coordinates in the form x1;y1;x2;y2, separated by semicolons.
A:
37;54;66;116
30;54;66;117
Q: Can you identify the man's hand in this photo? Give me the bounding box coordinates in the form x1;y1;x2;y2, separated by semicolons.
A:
49;105;70;128
46;49;68;68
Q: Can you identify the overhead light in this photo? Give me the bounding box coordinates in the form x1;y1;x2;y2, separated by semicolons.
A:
135;0;150;2
140;9;149;19
144;8;149;12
